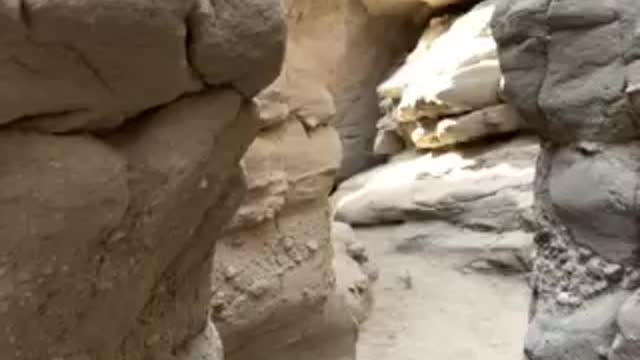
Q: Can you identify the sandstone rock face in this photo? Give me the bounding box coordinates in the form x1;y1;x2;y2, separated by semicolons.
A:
492;1;640;359
270;0;421;182
0;0;285;133
210;110;349;360
207;1;423;356
0;1;285;359
335;135;538;359
0;90;260;360
331;221;377;324
375;0;524;154
334;135;537;229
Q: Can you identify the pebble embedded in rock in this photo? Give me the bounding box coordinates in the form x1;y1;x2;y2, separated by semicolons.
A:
603;264;623;282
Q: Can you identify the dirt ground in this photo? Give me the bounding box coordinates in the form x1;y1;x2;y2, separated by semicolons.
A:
354;224;530;360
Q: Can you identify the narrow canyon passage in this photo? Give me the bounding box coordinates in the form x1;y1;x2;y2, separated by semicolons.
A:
355;224;529;360
4;0;640;359
331;134;537;360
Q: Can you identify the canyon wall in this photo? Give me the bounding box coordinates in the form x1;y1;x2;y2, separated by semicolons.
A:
278;0;422;182
209;1;411;359
0;1;285;359
493;1;640;359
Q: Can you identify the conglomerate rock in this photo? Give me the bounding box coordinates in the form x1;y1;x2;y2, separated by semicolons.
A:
492;1;640;359
0;90;261;360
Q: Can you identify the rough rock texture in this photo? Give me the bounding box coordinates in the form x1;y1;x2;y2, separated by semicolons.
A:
334;135;538;229
375;0;524;154
210;81;360;360
492;1;640;359
268;0;421;182
211;118;367;360
208;0;430;356
207;3;422;357
0;0;285;133
0;1;285;359
211;116;344;360
334;135;537;359
0;90;261;360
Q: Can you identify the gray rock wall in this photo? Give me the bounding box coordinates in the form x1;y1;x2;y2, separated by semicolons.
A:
492;1;640;359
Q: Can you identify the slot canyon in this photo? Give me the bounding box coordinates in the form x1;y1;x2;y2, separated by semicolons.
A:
1;1;639;360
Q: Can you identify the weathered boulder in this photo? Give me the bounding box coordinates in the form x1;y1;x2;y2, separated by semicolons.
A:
272;0;421;181
331;221;377;324
0;90;262;360
375;0;523;154
0;0;286;358
348;144;536;360
334;135;537;230
492;0;640;358
0;0;285;133
610;290;640;359
207;4;423;355
210;101;349;360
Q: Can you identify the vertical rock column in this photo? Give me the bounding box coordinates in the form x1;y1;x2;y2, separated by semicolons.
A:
493;1;640;359
210;1;412;359
0;1;286;359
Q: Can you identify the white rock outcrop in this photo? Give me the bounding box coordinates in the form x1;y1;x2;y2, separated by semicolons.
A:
375;0;522;153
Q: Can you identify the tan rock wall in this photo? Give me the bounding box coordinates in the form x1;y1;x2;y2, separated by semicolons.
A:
210;0;417;358
0;0;286;359
269;0;420;181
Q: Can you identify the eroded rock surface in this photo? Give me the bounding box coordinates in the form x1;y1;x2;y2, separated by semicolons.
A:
211;117;344;360
207;2;429;358
0;0;285;133
492;1;640;359
271;0;421;181
337;135;538;359
334;135;538;229
0;90;261;360
0;1;286;359
375;0;524;154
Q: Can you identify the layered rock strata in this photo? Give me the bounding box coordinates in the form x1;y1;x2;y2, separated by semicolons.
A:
375;0;524;155
269;0;422;181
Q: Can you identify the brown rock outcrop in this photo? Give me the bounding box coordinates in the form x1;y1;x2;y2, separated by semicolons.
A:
0;0;285;133
268;0;421;181
209;0;418;358
0;1;286;359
